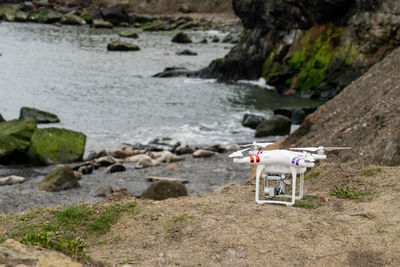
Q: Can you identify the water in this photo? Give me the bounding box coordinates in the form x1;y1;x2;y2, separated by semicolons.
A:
0;22;321;152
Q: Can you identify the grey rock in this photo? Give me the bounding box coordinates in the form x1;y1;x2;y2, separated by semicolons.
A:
176;49;198;56
95;185;114;197
255;115;291;137
242;113;265;129
171;32;192;43
19;107;60;123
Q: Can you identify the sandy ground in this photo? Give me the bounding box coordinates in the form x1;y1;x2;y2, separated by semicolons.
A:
84;163;400;266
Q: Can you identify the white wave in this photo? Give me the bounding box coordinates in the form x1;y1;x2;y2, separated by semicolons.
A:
237;78;275;89
183;78;217;84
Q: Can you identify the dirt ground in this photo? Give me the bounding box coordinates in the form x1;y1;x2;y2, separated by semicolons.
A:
85;163;400;266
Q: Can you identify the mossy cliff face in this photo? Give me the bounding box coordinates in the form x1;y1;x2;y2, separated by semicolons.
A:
201;0;400;100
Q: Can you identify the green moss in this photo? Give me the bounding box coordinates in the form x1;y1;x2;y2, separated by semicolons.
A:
330;187;367;200
80;15;93;24
286;24;344;93
262;51;282;80
27;127;86;165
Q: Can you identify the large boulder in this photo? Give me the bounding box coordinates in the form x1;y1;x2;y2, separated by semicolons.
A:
19;107;60;123
0;118;37;164
38;166;79;192
101;4;129;25
37;9;62;23
28;128;86;165
242;113;265;129
171;32;192;43
107;41;140;51
255;115;291;137
142;180;188;200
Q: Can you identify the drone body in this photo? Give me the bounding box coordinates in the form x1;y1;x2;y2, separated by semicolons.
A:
230;142;350;206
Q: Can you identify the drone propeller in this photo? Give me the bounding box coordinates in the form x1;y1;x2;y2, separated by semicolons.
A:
228;147;251;158
290;146;352;153
239;141;273;148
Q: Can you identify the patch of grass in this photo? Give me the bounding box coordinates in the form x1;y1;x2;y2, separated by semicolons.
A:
166;214;195;234
304;171;320;180
173;214;194;223
302;195;320;200
330;187;366;200
4;201;137;260
359;166;382;176
293;201;317;209
229;200;237;204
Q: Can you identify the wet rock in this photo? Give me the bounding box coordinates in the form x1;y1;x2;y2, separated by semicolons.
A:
95;156;117;166
242;113;265;129
96;149;109;158
212;36;220;43
141;20;172;31
125;154;151;163
142;180;188;200
153;67;199;78
193;149;216;158
119;30;139;38
175;145;195;155
200;38;208;44
92;19;113;28
255;115;291;137
95;185;114;197
37;9;62;23
106;163;126;174
0;175;25;186
27;128;86;165
61;13;86;25
222;35;233;43
19;107;60;123
176;49;198;56
135;158;159;169
0;239;82;267
171;32;192;43
38;166;79;192
0;118;37;164
107;41;140;51
83;150;97;161
78;164;93;175
101;4;129;25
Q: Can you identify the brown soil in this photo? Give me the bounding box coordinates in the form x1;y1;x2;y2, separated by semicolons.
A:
282;47;400;166
85;163;400;266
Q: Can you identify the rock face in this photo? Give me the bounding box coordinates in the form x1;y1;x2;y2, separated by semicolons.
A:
171;32;192;43
0;118;37;164
27;128;86;165
0;239;82;267
38;166;79;192
255;115;291;137
19;107;60;123
107;41;140;51
201;0;400;100
142;180;188;200
282;46;400;166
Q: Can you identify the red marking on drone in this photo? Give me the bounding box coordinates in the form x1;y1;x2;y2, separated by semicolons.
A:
257;151;263;155
256;155;260;162
250;156;254;163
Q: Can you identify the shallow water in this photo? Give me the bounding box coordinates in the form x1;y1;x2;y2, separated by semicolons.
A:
0;22;320;152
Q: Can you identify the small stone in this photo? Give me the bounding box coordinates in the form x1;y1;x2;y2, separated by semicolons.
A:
171;32;192;43
107;41;140;51
193;149;216;158
106;163;126;174
95;185;114;197
0;176;25;186
176;49;198;56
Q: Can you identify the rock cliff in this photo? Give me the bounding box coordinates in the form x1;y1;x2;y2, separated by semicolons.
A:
201;0;400;100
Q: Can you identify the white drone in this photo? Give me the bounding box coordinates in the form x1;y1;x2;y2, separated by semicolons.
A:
230;142;351;206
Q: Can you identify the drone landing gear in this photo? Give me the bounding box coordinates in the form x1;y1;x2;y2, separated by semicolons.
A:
255;165;304;206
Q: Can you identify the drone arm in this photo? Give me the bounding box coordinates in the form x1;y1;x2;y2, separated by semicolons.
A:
255;165;264;204
311;154;327;160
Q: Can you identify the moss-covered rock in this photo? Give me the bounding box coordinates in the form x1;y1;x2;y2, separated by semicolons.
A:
0;4;23;21
142;180;188;200
107;41;140;51
255;115;291;137
19;107;60;124
28;128;86;165
171;32;192;44
60;13;86;25
119;30;139;38
37;9;62;24
38;166;79;192
0;118;37;164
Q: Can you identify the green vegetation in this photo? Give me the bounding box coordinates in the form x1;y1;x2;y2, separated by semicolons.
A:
293;195;320;209
80;15;93;24
330;187;366;200
287;24;344;93
2;201;136;259
304;170;320;180
359;166;382;176
262;51;281;80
